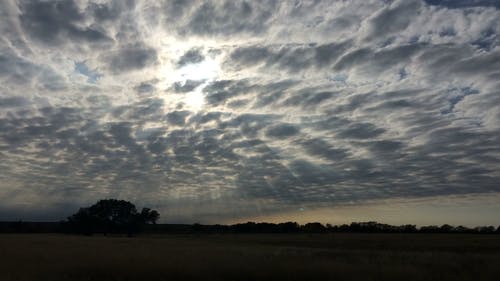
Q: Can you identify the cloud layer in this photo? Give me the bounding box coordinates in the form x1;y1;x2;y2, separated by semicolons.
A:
0;0;499;223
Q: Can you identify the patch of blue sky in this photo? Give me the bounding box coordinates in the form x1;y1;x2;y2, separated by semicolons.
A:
75;61;101;83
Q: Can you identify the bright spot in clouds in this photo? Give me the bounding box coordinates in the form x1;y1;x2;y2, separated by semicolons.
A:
176;58;220;111
176;57;220;82
183;86;206;111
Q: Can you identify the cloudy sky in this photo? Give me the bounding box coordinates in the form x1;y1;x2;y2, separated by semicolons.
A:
1;0;499;225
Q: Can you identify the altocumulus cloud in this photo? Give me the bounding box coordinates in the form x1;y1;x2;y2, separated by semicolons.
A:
0;0;499;223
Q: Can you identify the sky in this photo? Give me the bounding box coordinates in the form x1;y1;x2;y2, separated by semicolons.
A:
0;0;499;226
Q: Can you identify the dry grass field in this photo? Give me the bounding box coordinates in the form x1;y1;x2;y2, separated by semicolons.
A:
1;233;499;281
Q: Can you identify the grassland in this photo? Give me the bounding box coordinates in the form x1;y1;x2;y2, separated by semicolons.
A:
1;233;499;281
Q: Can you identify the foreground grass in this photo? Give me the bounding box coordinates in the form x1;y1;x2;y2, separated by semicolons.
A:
1;233;499;281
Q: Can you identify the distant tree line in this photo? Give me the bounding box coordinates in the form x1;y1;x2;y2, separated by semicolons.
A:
177;221;500;234
1;220;499;235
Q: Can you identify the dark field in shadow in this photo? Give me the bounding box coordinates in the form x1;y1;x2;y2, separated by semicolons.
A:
1;233;499;281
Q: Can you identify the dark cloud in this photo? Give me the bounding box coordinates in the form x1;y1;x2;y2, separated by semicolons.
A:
365;0;422;41
337;122;386;139
471;28;498;51
325;15;359;32
314;40;353;68
0;97;29;108
219;113;278;138
0;53;39;85
282;90;337;108
177;48;205;67
135;82;156;94
229;46;270;67
424;0;500;9
309;115;351;131
89;1;132;22
251;80;298;108
334;44;424;75
130;98;165;120
173;80;205;93
196;111;223;124
227;99;250;108
182;1;274;36
203;79;251;106
299;138;349;162
166;110;190;126
228;41;352;72
160;0;195;22
265;123;300;138
451;50;500;76
104;46;158;73
19;0;112;45
417;44;474;72
288;159;341;186
366;140;404;154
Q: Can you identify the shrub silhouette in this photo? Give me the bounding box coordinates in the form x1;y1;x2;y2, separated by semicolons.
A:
65;199;159;236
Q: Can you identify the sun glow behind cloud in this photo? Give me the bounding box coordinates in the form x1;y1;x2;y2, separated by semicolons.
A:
156;43;222;111
176;57;220;82
177;58;221;111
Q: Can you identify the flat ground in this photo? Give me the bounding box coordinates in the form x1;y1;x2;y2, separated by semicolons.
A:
1;233;499;281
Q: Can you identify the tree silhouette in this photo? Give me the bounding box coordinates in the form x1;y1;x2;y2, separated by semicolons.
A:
140;208;160;225
65;199;159;236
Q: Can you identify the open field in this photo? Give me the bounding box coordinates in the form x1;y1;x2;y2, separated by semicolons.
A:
1;233;499;281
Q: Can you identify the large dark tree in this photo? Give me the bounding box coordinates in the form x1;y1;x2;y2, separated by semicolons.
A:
65;199;159;236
